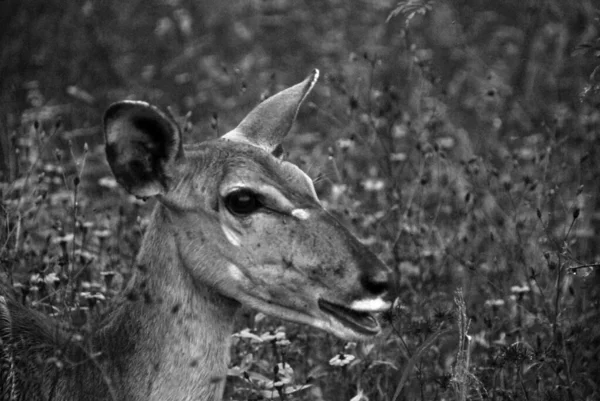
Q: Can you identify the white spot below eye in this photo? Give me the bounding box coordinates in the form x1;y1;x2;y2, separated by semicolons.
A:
291;209;310;220
228;264;245;281
350;298;391;312
222;225;241;247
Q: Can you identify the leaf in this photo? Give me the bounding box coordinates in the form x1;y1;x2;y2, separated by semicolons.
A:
227;367;271;384
369;360;399;370
232;328;263;342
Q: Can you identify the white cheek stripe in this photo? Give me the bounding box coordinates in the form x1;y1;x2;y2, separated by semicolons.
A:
291;209;310;220
350;298;391;312
222;225;241;247
228;263;245;281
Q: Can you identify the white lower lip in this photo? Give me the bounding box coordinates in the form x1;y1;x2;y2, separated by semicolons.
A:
349;297;391;312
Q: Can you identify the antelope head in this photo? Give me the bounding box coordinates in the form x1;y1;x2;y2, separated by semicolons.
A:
103;70;395;340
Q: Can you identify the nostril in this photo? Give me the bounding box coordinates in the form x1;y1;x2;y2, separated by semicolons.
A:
360;271;390;296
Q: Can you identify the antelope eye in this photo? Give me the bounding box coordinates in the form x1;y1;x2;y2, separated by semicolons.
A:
225;190;261;216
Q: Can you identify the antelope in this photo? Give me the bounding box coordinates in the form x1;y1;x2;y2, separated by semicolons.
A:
0;70;395;401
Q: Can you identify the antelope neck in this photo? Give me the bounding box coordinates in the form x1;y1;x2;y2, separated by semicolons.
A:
111;205;239;401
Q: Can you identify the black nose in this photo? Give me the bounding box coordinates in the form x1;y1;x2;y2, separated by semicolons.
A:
360;270;392;296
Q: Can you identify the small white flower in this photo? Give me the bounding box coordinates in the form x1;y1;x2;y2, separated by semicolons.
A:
350;389;369;401
44;273;60;286
344;342;357;351
52;233;74;244
484;299;505;307
329;353;356;367
75;250;96;262
337;138;355;151
390;152;407;162
98;176;118;189
510;285;530;294
362;178;385;192
436;136;455;149
93;229;111;238
260;330;286;342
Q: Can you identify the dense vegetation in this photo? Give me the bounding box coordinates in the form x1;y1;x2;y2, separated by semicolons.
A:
1;0;599;400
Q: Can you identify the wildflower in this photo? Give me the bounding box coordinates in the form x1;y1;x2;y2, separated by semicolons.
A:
336;138;355;151
75;249;96;263
329;353;355;367
80;291;106;308
43;163;57;173
493;332;507;346
98;176;118;189
362;178;385;192
344;342;357;351
80;291;106;301
484;299;505;307
80;221;94;230
93;229;111;238
350;389;369;401
471;330;490;348
436;136;455;149
330;184;347;200
261;329;286;342
254;312;266;324
52;233;74;244
390;152;407;162
510;285;530;294
44;273;60;287
267;362;294;388
392;123;407;138
101;271;117;287
399;261;420;277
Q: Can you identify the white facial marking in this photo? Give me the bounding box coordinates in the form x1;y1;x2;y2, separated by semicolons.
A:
222;225;241;247
228;264;245;281
350;298;391;312
291;209;310;220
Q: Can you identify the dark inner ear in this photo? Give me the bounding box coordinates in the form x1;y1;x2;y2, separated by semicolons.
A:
132;116;175;160
271;144;284;159
104;102;182;197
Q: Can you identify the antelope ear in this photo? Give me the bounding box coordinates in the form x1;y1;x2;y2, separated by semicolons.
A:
103;101;183;198
223;69;319;154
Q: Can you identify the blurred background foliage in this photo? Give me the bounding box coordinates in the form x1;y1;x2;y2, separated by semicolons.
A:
1;0;600;400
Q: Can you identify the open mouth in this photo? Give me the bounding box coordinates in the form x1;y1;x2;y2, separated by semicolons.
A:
318;298;380;335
